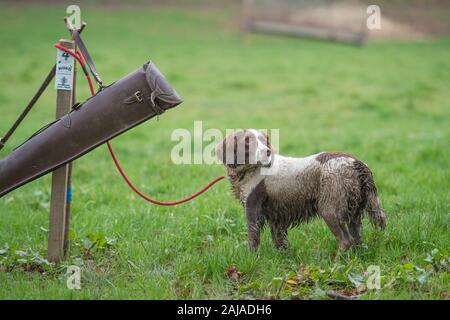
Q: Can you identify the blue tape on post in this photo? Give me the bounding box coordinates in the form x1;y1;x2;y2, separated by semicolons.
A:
67;186;72;203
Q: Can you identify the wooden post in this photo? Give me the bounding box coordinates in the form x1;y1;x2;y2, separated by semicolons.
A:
48;39;75;263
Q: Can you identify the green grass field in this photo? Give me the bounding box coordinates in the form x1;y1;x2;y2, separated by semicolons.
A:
0;5;449;299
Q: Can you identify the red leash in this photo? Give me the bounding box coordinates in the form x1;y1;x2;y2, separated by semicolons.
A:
54;44;225;205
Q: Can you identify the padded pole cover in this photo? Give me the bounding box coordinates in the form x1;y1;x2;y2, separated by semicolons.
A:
0;62;182;198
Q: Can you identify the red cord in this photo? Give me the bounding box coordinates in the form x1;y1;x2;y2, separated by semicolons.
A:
54;44;225;205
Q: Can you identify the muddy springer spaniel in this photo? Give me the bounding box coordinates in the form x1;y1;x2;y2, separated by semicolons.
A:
216;129;386;251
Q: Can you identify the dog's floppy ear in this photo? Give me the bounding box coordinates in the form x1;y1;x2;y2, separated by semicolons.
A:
216;139;231;165
259;130;272;155
216;132;239;167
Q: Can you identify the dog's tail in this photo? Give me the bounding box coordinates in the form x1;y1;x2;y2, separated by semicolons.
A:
353;160;387;230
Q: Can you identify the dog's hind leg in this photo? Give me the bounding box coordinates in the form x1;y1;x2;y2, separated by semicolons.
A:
320;211;354;250
348;214;362;246
318;174;355;250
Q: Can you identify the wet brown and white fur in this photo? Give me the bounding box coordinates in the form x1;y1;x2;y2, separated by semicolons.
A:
216;129;387;251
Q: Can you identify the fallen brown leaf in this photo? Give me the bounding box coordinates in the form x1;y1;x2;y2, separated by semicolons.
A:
226;265;244;281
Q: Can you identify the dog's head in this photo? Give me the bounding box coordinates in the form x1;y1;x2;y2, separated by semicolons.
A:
216;129;273;171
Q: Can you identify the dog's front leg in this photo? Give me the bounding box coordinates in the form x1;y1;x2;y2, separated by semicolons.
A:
245;182;266;252
269;223;289;250
245;203;264;251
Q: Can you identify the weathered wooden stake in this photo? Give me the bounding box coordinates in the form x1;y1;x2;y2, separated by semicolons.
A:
48;39;75;263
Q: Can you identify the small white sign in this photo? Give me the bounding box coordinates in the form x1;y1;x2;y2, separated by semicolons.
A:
55;48;74;91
